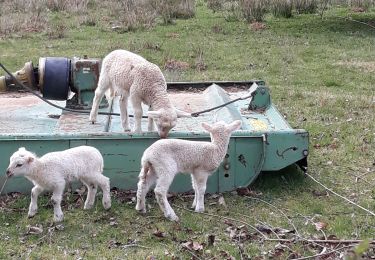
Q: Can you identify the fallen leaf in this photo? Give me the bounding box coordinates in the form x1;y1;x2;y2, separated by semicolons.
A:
236;187;262;196
219;250;236;260
314;221;328;231
255;224;273;234
273;227;295;234
153;229;166;238
312;190;328;197
207;234;215;246
218;195;227;208
107;239;122;249
26;225;43;235
181;241;204;252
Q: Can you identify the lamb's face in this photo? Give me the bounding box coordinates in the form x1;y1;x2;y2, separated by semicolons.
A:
154;110;177;138
208;121;229;139
147;108;191;138
6;148;35;178
202;120;242;140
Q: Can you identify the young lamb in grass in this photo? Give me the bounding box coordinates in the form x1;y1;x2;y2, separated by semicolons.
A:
89;49;191;138
5;146;111;222
136;120;242;221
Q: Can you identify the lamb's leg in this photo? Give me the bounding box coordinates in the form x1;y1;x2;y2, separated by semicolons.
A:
147;106;155;132
192;172;209;213
130;95;143;133
28;185;44;218
96;175;111;210
51;185;65;222
119;93;131;131
82;180;97;210
154;175;178;221
136;166;156;213
191;174;198;209
89;75;109;123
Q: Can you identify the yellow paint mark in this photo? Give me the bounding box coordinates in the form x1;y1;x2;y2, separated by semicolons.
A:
249;119;268;131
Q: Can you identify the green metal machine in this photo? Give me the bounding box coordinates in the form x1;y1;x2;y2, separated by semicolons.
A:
0;57;309;194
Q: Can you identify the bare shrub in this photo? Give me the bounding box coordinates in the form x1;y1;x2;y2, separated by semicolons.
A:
47;21;67;39
46;0;89;13
150;0;196;24
348;0;374;10
0;1;47;36
271;0;293;18
223;1;243;22
192;47;207;71
207;0;224;12
106;0;157;32
294;0;318;14
239;0;269;22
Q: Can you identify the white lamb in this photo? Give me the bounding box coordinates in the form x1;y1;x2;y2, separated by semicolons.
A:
5;146;111;222
89;49;191;138
135;120;242;221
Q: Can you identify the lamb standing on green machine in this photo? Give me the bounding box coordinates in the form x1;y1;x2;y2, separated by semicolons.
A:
89;49;191;138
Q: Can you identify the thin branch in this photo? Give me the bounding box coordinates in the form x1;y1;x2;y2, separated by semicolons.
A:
122;244;151;250
305;172;375;217
0;177;8;195
245;196;301;236
265;238;375;244
182;246;203;260
293;245;356;260
254;218;281;239
336;15;375;30
173;204;268;239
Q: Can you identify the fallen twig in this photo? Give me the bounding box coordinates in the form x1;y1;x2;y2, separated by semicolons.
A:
336;16;375;30
265;238;375;244
294;245;356;260
173;204;268;239
122;244;151;250
0;176;8;195
181;245;203;260
245;196;301;236
305;172;375;217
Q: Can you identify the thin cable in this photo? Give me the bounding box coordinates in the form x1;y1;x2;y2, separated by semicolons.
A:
0;177;8;195
306;172;375;217
0;63;144;118
191;93;254;117
0;62;254;119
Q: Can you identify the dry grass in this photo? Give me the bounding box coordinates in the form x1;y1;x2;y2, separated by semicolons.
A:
0;0;195;36
271;0;293;18
335;60;375;72
294;0;318;14
240;0;269;22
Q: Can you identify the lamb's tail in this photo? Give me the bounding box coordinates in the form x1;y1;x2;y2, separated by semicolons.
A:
140;160;152;180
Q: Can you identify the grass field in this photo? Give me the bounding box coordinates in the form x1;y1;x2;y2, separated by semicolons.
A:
0;1;374;259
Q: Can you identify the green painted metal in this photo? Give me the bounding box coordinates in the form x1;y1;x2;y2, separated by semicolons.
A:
0;81;309;194
69;57;108;109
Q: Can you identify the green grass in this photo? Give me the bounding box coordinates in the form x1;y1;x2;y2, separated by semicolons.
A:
0;2;375;259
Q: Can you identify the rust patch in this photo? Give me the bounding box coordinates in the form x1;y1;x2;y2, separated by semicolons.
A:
0;94;42;111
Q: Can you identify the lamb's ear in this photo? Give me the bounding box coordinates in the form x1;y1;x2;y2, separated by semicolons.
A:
27;156;34;164
147;111;161;118
227;120;242;132
201;122;212;132
18;147;26;152
175;108;191;118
